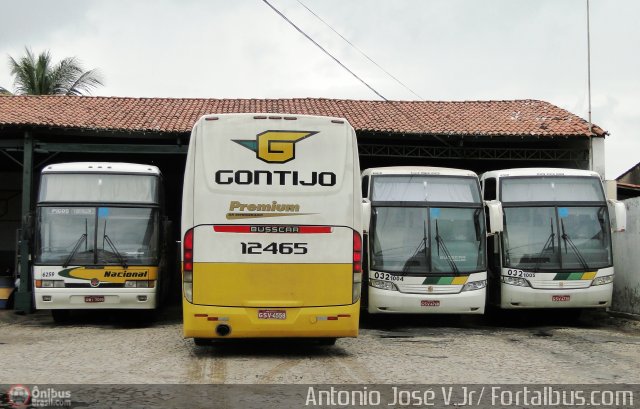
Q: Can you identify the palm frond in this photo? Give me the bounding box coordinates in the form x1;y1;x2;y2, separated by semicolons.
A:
6;47;103;95
65;68;103;96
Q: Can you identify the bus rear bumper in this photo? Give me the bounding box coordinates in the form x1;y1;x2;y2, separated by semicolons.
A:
182;302;360;339
34;288;157;310
500;283;612;309
367;287;486;314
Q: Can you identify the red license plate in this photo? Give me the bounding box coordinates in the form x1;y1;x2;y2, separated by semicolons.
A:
257;309;286;320
85;296;105;303
421;300;441;307
552;295;570;302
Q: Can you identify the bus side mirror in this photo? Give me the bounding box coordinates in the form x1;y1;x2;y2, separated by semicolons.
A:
361;199;371;234
484;200;503;234
608;200;627;232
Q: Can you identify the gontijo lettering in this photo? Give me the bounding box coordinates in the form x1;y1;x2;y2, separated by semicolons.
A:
215;170;336;186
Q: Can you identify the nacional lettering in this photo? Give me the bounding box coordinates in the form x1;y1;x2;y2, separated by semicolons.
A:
215;170;336;186
103;271;148;278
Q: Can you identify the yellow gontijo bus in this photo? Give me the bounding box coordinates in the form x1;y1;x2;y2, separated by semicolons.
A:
181;113;363;345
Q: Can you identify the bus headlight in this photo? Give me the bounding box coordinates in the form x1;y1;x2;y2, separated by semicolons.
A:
591;275;614;286
38;280;65;288
462;280;487;292
501;276;530;287
369;279;398;291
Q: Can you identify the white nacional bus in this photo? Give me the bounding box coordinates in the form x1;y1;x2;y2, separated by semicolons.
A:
361;166;503;314
181;113;362;344
34;162;169;322
480;168;626;310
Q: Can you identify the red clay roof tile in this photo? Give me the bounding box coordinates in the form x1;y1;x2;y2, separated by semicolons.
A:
0;95;606;137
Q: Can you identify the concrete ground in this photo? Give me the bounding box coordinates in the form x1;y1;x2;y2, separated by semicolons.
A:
1;308;639;385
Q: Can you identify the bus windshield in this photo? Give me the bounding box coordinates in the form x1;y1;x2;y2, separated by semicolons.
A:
503;206;612;271
372;175;480;203
36;206;159;266
371;206;485;275
501;176;604;202
39;173;159;204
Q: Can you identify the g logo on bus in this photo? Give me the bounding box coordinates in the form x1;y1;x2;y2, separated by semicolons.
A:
427;286;434;293
90;278;100;288
233;130;317;164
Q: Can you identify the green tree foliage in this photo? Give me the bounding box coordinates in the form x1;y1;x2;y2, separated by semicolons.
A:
0;47;103;95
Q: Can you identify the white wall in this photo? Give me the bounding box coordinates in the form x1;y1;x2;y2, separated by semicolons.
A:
590;137;606;178
612;197;640;314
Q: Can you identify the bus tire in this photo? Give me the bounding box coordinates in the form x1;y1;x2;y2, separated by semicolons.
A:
194;338;212;346
51;309;70;324
318;338;337;346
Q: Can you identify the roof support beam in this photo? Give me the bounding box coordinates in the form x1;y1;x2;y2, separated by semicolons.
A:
15;131;33;313
358;143;589;162
35;143;188;154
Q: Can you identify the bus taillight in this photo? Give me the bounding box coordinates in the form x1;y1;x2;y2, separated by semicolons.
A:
183;229;194;303
353;231;362;273
353;231;362;303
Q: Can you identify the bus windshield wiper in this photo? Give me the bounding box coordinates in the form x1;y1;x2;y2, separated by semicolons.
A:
532;218;555;271
561;219;589;270
401;221;429;276
63;234;87;268
435;220;459;274
102;220;128;268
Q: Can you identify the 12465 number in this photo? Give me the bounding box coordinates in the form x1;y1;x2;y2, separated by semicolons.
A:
241;242;308;255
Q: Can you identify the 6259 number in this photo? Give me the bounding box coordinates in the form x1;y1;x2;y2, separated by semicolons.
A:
241;242;308;255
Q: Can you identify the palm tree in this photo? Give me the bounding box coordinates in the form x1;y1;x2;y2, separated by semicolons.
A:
0;47;103;95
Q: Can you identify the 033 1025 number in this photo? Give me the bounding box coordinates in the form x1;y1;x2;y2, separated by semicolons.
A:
241;242;308;255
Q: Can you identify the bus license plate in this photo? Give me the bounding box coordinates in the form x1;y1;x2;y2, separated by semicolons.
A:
258;310;286;320
85;296;105;303
421;300;440;307
552;295;570;302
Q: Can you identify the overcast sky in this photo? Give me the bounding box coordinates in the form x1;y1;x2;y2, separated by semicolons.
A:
0;0;637;179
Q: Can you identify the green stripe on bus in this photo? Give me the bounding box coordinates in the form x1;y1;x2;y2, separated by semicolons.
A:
422;276;454;285
554;272;588;280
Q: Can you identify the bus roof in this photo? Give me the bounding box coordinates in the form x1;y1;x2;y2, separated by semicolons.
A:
481;168;600;180
42;162;161;175
363;166;477;178
197;112;349;125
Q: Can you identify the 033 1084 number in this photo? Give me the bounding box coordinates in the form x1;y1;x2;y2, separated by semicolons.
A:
241;242;308;255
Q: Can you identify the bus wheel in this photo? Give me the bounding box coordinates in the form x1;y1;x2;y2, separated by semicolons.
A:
51;309;70;324
318;338;337;346
194;338;212;346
